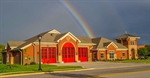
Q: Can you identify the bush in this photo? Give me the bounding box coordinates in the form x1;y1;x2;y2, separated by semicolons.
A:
30;62;36;65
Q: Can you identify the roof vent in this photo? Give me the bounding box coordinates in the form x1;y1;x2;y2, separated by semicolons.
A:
50;33;53;36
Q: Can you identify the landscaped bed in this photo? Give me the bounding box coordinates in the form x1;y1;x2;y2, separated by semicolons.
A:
0;64;83;74
119;59;150;63
107;59;150;63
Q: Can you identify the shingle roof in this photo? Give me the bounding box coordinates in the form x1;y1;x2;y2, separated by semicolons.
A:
113;42;127;49
7;41;25;49
92;37;112;49
7;29;127;50
115;34;140;39
76;36;93;43
92;37;127;50
54;32;68;41
17;31;49;49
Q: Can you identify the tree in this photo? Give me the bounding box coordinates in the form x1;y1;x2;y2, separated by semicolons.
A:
138;47;150;59
0;44;5;61
145;45;150;55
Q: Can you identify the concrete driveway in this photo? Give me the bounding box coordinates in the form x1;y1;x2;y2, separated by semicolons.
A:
53;61;150;69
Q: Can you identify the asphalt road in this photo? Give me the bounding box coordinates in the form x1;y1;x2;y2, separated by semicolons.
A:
2;65;150;78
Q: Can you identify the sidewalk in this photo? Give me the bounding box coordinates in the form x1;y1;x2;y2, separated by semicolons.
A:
1;61;150;77
0;68;95;78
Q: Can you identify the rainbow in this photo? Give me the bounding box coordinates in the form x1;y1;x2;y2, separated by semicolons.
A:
59;0;95;38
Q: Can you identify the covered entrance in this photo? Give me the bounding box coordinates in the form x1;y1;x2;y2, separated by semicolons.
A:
131;48;135;59
42;47;56;64
62;42;75;63
78;48;88;62
12;52;21;64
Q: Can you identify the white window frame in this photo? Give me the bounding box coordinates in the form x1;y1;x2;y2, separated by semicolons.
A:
130;41;134;45
109;51;114;58
100;53;104;58
122;52;125;56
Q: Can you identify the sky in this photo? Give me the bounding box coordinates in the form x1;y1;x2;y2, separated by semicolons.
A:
0;0;150;45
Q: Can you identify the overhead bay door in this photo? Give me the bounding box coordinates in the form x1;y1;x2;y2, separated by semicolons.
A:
42;47;56;64
78;48;88;62
62;42;75;63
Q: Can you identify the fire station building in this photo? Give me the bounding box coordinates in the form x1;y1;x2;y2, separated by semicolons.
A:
2;29;140;65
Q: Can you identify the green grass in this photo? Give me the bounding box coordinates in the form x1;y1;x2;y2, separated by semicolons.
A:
0;64;83;73
107;59;150;64
120;59;150;63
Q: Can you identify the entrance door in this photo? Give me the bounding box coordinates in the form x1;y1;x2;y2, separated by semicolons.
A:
78;48;88;62
131;49;135;59
62;42;75;63
13;52;21;64
42;47;56;64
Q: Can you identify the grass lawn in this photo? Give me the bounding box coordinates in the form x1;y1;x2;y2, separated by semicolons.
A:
120;59;150;63
108;59;150;63
0;64;83;73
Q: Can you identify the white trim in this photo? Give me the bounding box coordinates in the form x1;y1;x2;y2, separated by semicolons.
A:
48;29;61;34
10;46;17;49
57;32;81;43
78;43;96;45
34;42;57;44
91;48;106;50
106;42;118;48
129;37;140;39
5;43;8;49
116;49;128;50
21;43;32;49
98;49;106;50
60;41;76;51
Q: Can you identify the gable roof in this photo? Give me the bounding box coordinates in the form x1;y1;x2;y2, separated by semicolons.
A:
76;36;92;43
115;34;140;40
7;41;25;49
92;37;127;50
6;29;128;50
56;32;81;43
92;37;112;49
9;29;60;49
77;36;95;45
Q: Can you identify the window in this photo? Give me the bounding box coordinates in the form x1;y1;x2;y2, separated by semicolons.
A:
94;53;97;58
122;52;125;56
7;54;10;62
101;53;104;58
130;41;134;45
109;51;114;58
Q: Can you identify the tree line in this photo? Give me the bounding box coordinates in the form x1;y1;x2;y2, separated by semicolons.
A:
138;45;150;59
0;44;5;61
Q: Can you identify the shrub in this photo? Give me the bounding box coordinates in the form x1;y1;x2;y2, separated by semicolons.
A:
30;62;36;65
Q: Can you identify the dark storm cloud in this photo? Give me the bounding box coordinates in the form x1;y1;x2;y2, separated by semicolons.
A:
0;0;149;45
69;0;149;44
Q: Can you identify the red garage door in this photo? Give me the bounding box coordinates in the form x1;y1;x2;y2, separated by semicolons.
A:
62;42;75;63
42;47;56;64
78;48;88;62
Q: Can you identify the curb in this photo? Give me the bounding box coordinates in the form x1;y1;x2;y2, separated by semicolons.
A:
0;72;45;78
0;68;94;77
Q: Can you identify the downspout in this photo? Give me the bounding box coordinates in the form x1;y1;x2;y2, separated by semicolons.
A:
106;50;107;60
32;43;36;63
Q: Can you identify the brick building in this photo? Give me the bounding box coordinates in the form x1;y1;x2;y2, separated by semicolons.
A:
2;29;140;65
